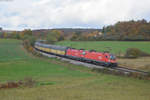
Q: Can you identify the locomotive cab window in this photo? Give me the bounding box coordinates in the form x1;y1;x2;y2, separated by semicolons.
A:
110;54;116;60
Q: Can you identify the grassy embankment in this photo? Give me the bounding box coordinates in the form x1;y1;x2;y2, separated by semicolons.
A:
0;39;150;100
57;41;150;71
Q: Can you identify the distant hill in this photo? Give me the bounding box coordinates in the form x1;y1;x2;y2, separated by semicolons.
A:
52;28;101;34
32;28;101;38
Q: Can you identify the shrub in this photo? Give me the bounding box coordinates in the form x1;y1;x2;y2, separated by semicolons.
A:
24;77;36;87
0;78;37;89
23;35;36;52
125;48;150;58
0;81;21;89
148;72;150;77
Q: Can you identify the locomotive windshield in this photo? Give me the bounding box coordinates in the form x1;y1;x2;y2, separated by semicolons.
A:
110;54;116;60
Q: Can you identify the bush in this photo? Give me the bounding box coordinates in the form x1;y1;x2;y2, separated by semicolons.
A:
125;48;150;58
0;78;37;89
148;72;150;77
24;77;36;87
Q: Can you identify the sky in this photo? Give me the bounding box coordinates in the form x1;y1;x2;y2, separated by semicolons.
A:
0;0;150;30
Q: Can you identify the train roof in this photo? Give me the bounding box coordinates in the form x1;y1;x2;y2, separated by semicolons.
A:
35;42;68;51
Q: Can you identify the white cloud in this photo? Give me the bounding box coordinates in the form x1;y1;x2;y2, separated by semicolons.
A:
0;0;150;30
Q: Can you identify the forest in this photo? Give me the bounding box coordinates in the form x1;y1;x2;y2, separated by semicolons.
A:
102;19;150;41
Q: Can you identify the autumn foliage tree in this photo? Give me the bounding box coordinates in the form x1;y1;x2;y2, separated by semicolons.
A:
70;31;101;41
102;19;150;41
46;30;64;44
20;29;33;40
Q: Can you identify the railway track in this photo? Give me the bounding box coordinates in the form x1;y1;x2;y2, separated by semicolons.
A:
114;66;149;75
35;49;149;76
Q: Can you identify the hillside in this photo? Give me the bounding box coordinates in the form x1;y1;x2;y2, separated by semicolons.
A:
0;39;150;100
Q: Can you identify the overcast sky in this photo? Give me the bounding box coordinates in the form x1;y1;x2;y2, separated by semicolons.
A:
0;0;150;30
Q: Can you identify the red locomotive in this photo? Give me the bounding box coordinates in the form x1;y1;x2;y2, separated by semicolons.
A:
66;48;117;67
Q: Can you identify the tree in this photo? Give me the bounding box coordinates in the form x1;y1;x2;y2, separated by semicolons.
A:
22;29;32;36
70;33;78;41
3;32;8;38
20;29;33;40
46;30;64;44
10;31;19;39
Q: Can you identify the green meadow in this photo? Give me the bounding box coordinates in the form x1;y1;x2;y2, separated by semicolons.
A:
57;41;150;54
0;39;91;81
0;39;150;100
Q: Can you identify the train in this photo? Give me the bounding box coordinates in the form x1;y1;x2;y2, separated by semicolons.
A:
34;42;117;67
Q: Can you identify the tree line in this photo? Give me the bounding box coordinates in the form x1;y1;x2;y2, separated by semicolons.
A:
1;19;150;42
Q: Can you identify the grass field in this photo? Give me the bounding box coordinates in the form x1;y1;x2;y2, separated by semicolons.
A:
0;39;91;82
0;39;150;100
118;57;150;71
0;39;29;62
56;41;150;54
